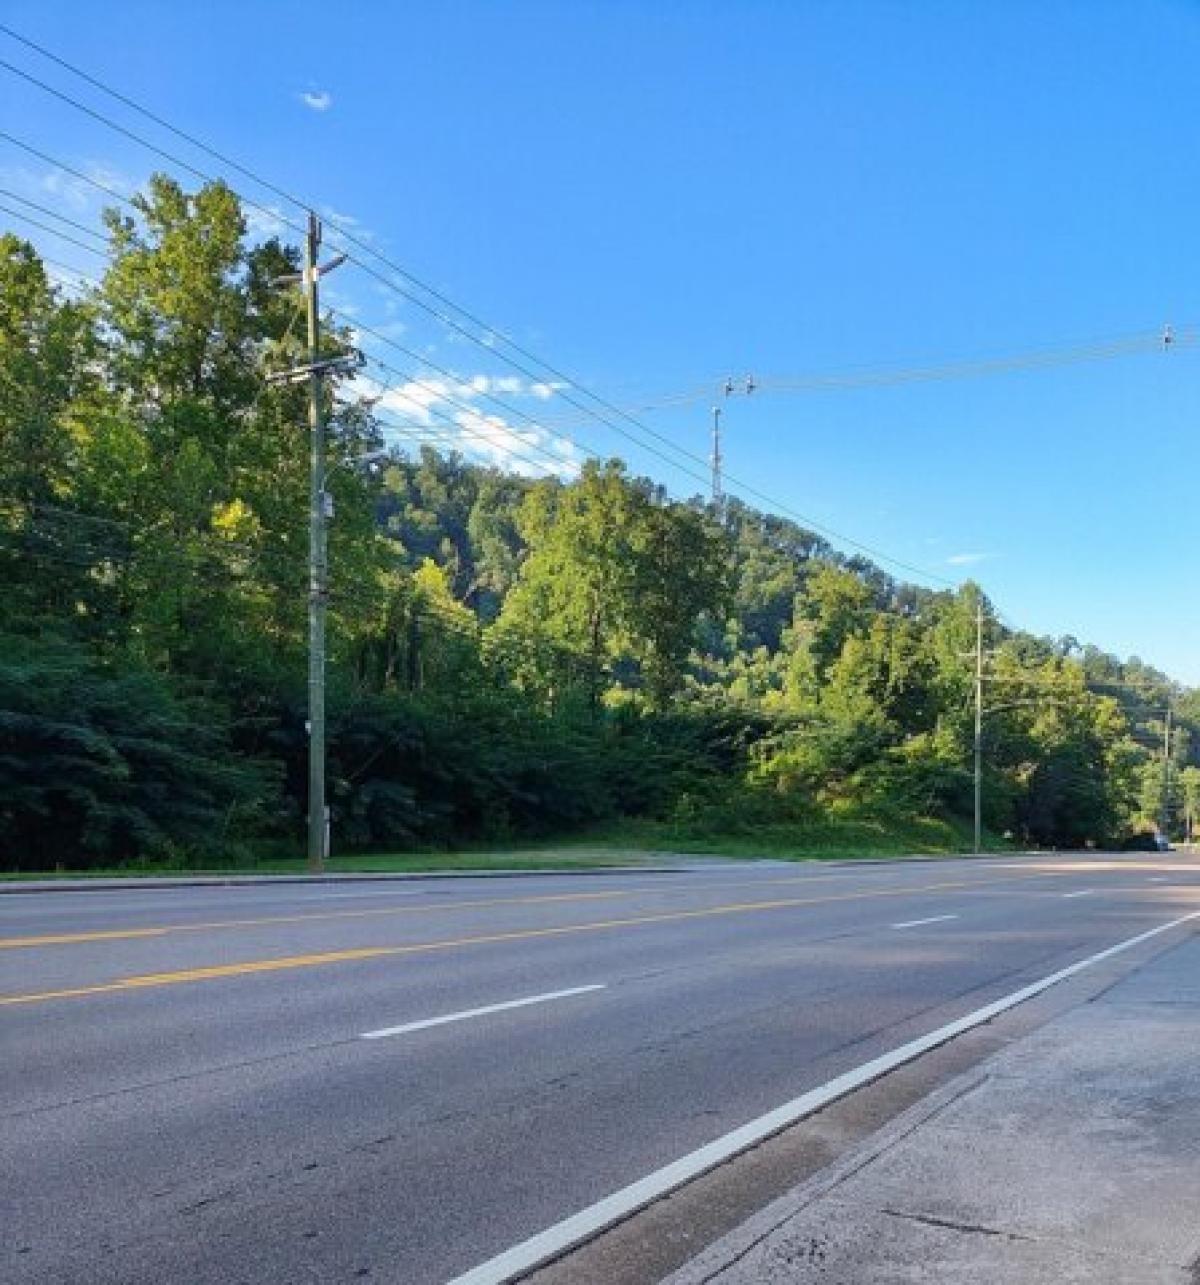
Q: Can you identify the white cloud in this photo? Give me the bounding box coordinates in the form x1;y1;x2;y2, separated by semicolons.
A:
244;202;288;239
358;372;580;478
377;378;447;426
299;89;333;112
38;169;92;213
1;160;137;220
322;204;381;245
946;552;995;567
322;206;358;227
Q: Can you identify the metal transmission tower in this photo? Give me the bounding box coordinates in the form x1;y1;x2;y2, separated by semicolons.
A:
711;375;755;513
267;213;358;873
710;405;723;510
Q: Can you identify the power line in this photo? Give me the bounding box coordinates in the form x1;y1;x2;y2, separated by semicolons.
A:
1;132;589;479
374;417;547;473
355;357;587;477
0;140;580;481
0;222;554;483
0;29;713;467
333;308;590;452
0;130;140;211
0;37;960;589
0;187;108;241
8;114;1183;454
375;408;567;479
0;200;108;256
591;329;1193;417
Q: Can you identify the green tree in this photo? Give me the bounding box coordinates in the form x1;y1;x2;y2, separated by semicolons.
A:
494;460;728;710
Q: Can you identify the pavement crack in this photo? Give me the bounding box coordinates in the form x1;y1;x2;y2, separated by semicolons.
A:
881;1207;1033;1242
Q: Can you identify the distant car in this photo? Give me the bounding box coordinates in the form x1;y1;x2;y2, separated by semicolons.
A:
1120;832;1162;852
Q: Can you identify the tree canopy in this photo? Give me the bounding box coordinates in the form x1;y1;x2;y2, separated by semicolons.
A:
1;178;1195;870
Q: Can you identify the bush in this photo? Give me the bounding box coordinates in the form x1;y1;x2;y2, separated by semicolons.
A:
0;634;277;870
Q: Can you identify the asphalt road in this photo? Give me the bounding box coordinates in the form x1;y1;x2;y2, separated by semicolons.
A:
4;852;1199;1284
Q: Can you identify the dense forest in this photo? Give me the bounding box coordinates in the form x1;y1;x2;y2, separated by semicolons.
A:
2;176;1197;870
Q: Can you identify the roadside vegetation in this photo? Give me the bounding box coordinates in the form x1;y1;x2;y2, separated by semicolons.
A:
2;177;1197;873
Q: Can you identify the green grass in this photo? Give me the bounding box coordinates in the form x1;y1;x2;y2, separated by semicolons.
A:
589;809;993;861
0;845;660;880
1;808;1005;879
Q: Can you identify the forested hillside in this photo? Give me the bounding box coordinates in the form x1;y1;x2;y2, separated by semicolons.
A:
2;177;1197;870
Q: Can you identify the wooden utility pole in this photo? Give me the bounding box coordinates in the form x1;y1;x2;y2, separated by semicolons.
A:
305;212;327;874
267;215;356;874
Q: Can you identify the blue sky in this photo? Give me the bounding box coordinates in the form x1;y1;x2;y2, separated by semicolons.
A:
2;1;1198;681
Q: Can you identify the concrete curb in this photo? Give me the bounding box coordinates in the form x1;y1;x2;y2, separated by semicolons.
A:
0;849;1055;894
0;865;690;894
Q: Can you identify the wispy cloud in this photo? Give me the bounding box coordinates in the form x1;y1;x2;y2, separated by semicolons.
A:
350;372;580;478
946;552;995;567
2;159;138;217
322;205;359;229
299;89;333;113
244;202;288;239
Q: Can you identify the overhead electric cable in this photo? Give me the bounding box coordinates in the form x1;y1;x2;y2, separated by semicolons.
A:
0;200;107;255
354;354;590;472
331;308;590;448
0;129;140;210
0;187;108;241
0;35;981;585
362;369;577;478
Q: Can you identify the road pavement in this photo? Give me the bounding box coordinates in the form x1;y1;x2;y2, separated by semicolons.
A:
3;852;1198;1284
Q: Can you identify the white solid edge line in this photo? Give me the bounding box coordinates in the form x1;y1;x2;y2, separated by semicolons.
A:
1061;889;1096;898
891;914;959;929
448;910;1200;1285
359;985;606;1040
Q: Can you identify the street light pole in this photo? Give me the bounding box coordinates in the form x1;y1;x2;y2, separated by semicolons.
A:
1160;702;1173;844
974;599;984;855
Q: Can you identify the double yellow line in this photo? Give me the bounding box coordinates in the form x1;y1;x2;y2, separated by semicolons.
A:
0;888;635;951
3;877;1023;1007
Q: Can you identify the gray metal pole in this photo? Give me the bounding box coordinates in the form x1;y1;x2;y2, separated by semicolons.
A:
710;405;723;512
1161;704;1172;843
974;600;983;855
306;212;326;874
